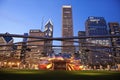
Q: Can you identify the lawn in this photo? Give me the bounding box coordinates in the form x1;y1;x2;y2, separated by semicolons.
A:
0;69;120;80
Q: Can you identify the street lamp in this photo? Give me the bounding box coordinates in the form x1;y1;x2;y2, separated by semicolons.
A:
17;62;20;69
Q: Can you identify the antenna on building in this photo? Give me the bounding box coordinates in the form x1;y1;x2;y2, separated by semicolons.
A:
41;16;44;31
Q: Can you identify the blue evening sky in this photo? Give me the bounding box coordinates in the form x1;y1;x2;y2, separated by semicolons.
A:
0;0;120;44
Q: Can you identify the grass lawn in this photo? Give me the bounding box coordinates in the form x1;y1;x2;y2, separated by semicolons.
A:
0;69;120;80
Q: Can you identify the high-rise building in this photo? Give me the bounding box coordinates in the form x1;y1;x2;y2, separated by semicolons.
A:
0;32;13;60
27;29;45;64
78;31;86;48
44;20;53;38
108;22;120;46
78;31;87;64
16;42;22;59
14;33;29;61
44;20;53;54
62;5;74;54
85;16;111;66
86;16;108;36
20;33;28;63
108;22;120;63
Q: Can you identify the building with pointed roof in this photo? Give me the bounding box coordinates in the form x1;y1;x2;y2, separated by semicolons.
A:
44;19;53;55
44;19;53;37
0;32;13;60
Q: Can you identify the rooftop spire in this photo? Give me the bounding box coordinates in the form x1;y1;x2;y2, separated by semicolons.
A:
45;19;53;26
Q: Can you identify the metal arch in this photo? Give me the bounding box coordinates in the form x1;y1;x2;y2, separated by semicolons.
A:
0;33;120;51
0;33;47;39
0;33;120;40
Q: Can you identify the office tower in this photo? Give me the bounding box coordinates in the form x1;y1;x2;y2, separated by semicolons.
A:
62;5;74;54
78;31;86;52
108;22;120;63
44;20;53;54
78;31;87;64
109;22;120;46
20;33;28;63
86;17;108;36
78;31;86;49
85;16;111;66
0;32;13;59
0;37;5;56
27;29;45;64
16;42;22;59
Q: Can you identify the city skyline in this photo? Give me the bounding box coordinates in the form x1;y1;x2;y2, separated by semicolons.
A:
0;0;120;44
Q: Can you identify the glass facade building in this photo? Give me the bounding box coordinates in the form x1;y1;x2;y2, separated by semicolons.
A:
85;16;111;67
86;16;110;46
108;22;120;63
86;16;108;36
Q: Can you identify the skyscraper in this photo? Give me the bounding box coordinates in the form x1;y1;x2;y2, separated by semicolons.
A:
108;22;120;46
108;22;120;63
0;33;13;60
20;33;28;63
78;31;87;65
78;31;86;55
62;5;74;54
86;16;108;36
27;29;45;63
85;16;110;46
44;19;53;54
78;31;86;48
85;16;111;66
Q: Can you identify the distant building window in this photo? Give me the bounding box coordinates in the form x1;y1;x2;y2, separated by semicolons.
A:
111;32;114;34
30;30;40;33
64;16;67;18
64;11;70;13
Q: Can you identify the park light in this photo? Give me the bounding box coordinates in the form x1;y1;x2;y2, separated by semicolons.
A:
34;64;38;69
109;54;112;57
4;62;7;65
79;65;84;69
12;62;15;65
70;60;74;63
56;57;64;60
46;63;52;69
17;62;20;66
48;57;55;61
8;62;12;65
